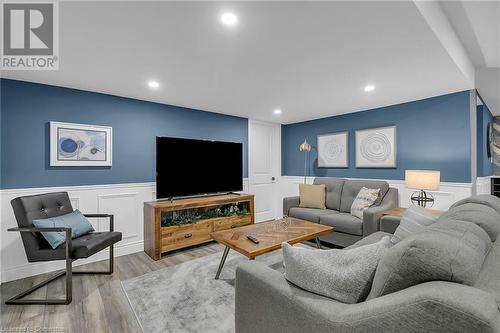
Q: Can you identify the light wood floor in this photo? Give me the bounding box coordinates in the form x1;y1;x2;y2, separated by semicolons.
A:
0;242;225;333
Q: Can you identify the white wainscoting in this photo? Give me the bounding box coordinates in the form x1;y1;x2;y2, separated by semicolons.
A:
0;179;249;283
278;176;474;214
476;176;492;195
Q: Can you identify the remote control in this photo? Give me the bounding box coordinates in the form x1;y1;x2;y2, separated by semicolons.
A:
246;235;260;244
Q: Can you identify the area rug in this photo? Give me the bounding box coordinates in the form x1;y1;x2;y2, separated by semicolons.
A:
121;248;288;333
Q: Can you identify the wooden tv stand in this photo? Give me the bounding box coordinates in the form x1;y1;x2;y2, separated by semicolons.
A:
143;194;255;260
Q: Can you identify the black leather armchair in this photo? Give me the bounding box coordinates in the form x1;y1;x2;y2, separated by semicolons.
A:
7;192;122;305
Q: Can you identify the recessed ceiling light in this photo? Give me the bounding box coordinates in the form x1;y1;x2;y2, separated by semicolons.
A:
148;81;159;89
274;109;282;115
364;85;375;92
221;12;238;26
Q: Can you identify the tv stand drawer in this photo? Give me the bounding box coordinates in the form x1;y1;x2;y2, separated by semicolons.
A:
213;215;252;231
161;221;212;252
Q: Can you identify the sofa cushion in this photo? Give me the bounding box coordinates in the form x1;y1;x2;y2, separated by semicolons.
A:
379;215;401;234
340;180;389;213
320;213;363;236
367;219;491;300
289;207;338;223
299;184;326;209
391;205;439;244
450;194;500;215
282;236;392;304
440;203;500;241
474;239;500;295
313;177;345;211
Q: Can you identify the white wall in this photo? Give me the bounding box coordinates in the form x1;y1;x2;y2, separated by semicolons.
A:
0;180;249;283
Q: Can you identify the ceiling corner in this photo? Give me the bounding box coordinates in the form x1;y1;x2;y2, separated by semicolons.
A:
413;0;475;87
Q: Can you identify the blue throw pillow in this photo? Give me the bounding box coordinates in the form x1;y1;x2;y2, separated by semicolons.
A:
32;210;95;249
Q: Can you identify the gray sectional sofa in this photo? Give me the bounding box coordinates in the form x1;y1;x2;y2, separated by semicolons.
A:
283;177;399;247
235;195;500;333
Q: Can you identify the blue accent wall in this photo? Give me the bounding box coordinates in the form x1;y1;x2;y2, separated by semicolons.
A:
477;104;494;177
1;79;248;189
282;91;471;183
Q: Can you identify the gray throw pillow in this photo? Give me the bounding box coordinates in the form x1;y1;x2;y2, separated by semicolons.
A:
391;205;438;243
282;237;392;304
367;220;491;300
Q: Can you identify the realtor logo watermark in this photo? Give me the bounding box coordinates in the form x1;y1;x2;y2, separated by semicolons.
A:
1;1;59;70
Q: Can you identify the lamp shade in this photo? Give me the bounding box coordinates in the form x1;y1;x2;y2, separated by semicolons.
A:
299;139;312;152
405;170;440;190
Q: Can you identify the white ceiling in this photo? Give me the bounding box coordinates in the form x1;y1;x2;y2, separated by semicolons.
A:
1;1;485;123
440;0;500;115
476;67;500;115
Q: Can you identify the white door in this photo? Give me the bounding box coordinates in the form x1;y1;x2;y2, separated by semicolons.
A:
248;120;280;222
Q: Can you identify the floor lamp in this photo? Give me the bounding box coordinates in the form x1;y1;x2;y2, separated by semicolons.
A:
299;139;312;184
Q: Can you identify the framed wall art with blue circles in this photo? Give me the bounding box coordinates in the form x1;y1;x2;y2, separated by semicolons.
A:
50;121;112;166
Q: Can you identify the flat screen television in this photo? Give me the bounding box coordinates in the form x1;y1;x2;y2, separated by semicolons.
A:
156;137;243;199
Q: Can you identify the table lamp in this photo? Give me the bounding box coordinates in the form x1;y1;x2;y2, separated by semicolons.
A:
405;170;440;207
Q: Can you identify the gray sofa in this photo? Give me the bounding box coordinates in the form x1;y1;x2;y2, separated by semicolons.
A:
235;195;500;333
283;177;399;247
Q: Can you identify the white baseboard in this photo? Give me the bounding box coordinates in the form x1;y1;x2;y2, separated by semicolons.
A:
1;179;249;283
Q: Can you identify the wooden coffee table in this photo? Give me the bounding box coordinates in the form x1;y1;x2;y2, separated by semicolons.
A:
210;217;334;279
